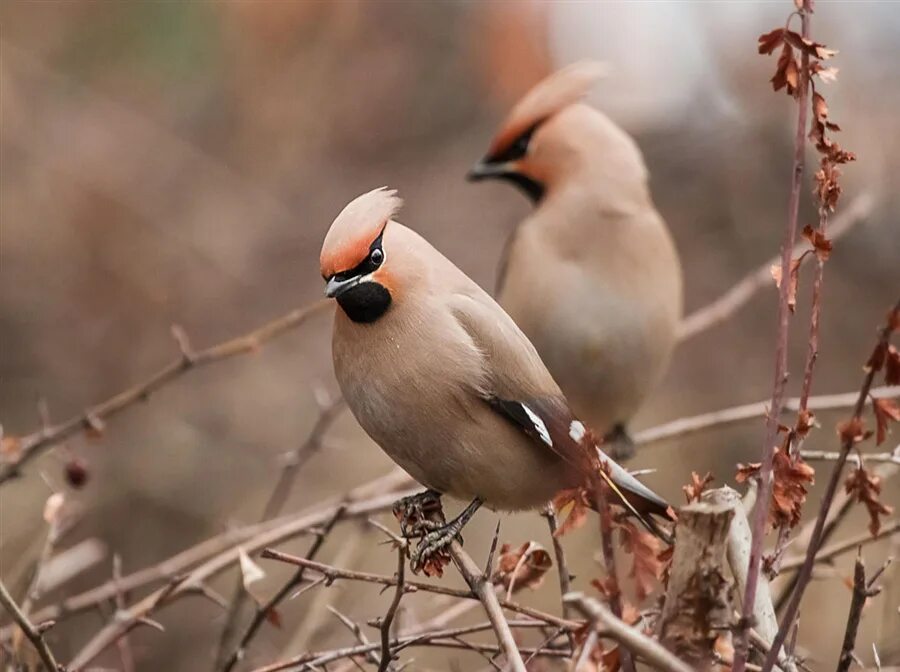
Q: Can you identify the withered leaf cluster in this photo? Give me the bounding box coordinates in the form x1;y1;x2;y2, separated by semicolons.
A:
736;448;815;529
844;467;894;536
491;541;552;593
682;471;715;504
616;516;665;601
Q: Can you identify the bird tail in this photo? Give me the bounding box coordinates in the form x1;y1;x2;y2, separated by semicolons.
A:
590;450;675;544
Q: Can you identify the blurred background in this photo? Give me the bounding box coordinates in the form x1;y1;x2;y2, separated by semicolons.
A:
1;1;898;670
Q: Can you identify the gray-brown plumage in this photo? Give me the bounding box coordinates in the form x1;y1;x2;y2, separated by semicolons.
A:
320;188;672;563
469;62;683;456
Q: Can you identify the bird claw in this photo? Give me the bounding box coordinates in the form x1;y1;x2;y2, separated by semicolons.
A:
409;520;463;575
392;490;445;540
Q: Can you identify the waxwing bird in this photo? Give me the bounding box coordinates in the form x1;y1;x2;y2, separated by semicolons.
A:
468;61;683;459
320;187;673;570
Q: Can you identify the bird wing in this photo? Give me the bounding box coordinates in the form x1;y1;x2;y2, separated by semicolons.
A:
446;290;670;524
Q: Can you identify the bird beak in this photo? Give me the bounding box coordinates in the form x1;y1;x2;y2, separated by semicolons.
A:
467;160;513;182
325;275;361;299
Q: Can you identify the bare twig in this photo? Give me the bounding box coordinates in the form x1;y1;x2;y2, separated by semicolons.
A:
214;395;345;668
762;300;900;672
250;621;569;672
258;550;576;631
837;555;887;672
541;505;572;619
1;470;412;642
447;540;526;672
595;479;635;672
327;606;381;667
677;193;872;341
0;300;330;484
564;592;694;672
800;449;900;466
66;480;418;671
0;577;60;671
634;387;898;447
378;545;406;672
780;519;900;571
735;5;813;661
221;506;346;672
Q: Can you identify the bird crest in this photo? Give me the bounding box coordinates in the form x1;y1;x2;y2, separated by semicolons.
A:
320;187;403;279
487;60;608;159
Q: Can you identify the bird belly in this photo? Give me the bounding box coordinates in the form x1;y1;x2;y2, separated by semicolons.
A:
501;271;675;433
334;338;570;510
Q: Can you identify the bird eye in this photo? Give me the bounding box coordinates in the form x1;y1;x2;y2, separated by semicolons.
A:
370;248;384;266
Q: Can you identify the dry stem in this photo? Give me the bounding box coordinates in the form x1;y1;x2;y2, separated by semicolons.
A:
0;300;329;484
0;577;60;671
762;299;900;672
564;592;694;672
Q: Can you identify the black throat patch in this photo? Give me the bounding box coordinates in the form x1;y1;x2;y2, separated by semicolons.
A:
336;282;392;323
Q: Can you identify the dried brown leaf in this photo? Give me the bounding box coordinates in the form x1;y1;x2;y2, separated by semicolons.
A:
552;487;591;537
872;397;900;446
771;256;803;312
492;541;552;593
617;518;664;600
802;224;832;261
758;28;785;55
736;449;814;529
683;471;715;504
885;345;900;385
844;467;894;536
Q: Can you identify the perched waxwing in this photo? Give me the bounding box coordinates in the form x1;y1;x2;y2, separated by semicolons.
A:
468;61;683;459
321;187;672;569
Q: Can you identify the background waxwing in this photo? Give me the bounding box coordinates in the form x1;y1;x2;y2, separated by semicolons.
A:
468;61;683;459
320;187;673;569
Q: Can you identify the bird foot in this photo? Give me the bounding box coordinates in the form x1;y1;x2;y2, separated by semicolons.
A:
603;424;636;461
392;489;445;540
409;518;465;575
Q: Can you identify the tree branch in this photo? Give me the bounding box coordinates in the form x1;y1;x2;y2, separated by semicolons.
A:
837;555;887;672
448;541;526;672
762;299;900;672
0;577;60;671
66;479;418;671
258;549;576;631
0;300;330;484
564;592;694;672
677;193;872;342
634;387;898;447
214;395;345;668
377;544;406;672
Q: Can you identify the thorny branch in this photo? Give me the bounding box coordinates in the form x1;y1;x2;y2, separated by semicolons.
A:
377;543;406;672
735;5;814;669
249;621;570;672
837;555;889;672
564;592;694;672
0;577;61;672
214;395;345;669
65;482;419;670
595;478;636;672
221;506;347;672
762;299;900;672
779;519;899;572
0;300;330;484
259;549;576;630
677;192;872;341
0;470;414;642
634;387;898;447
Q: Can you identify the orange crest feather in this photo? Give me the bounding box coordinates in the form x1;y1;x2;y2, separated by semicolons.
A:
488;60;608;158
320;187;403;278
